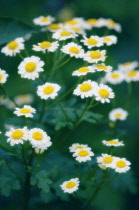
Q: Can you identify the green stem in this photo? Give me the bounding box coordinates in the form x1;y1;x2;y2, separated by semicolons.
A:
18;53;24;60
24;49;29;57
55;99;72;122
106;173;118;182
0;143;21;156
38;100;46;122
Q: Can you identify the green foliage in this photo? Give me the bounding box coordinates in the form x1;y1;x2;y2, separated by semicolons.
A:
30;170;53;193
0;17;35;45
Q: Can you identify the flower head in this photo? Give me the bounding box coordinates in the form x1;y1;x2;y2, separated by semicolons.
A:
52;29;78;41
60;178;79;193
48;23;63;32
14;105;36;118
93;63;112;73
105;71;125;84
33;41;59;53
102;139;124;147
125;70;139;82
84;50;106;63
14;94;34;106
73;147;94;162
118;61;139;72
105;19;122;32
0;69;8;84
102;35;117;46
97;154;115;168
81;35;103;49
33;16;55;26
109;108;128;122
61;42;84;58
111;158;131;173
69;143;89;153
72;66;96;76
1;38;25;56
18;56;44;80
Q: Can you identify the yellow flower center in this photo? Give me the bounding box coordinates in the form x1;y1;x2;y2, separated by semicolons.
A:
115;113;122;117
78;150;89;157
74;146;84;149
87;19;97;24
40;41;52;49
69;47;79;54
90;51;101;59
98;89;109;98
80;83;92;92
8;41;18;50
107;20;116;26
103;37;111;42
32;131;43;141
0;75;3;80
127;71;137;77
87;38;97;45
111;73;119;78
49;24;60;30
65;182;76;189
66;20;78;25
71;27;80;32
78;67;89;73
123;62;132;66
12;130;24;140
116;160;126;168
97;65;107;70
60;31;71;36
107;140;118;144
25;62;36;72
103;156;113;164
43;86;54;95
20;108;31;114
40;17;49;22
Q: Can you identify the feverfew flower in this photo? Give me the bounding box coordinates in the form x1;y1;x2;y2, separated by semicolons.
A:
48;23;63;32
81;36;103;48
102;139;124;147
105;71;125;84
1;38;25;56
125;70;139;82
111;158;131;173
52;29;78;41
72;66;95;76
61;42;84;58
60;178;79;194
97;154;115;168
93;63;112;73
33;15;55;26
14;94;34;106
109;108;128;122
37;82;61;100
28;128;52;150
73;80;98;99
105;19;122;32
118;61;139;72
33;41;59;53
18;56;44;80
73;147;94;162
0;69;8;84
5;127;28;146
86;18;99;28
64;18;87;29
84;50;106;63
69;143;89;153
14;105;36;118
94;83;115;103
102;35;117;46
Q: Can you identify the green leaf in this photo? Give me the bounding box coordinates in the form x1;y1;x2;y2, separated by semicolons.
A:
0;159;6;166
40;190;54;204
76;110;103;124
30;170;53;193
0;17;35;45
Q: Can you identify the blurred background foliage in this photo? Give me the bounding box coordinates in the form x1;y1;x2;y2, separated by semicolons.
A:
0;0;139;210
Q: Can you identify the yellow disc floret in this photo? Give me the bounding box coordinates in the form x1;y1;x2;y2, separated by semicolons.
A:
78;67;89;73
107;140;118;144
74;146;84;149
97;65;107;70
111;73;119;78
103;37;111;42
116;160;126;168
98;89;109;98
8;41;18;50
87;19;97;24
40;17;49;22
32;131;43;141
20;108;31;114
78;150;89;157
43;86;54;95
65;182;76;189
87;38;97;45
69;47;79;54
0;75;3;80
115;113;122;117
40;41;52;49
12;130;24;140
80;83;92;92
127;71;137;77
60;31;71;36
25;62;36;72
49;24;60;30
103;156;113;164
90;51;101;59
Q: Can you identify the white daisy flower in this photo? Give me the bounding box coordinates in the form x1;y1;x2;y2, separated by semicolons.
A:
18;56;44;80
84;50;106;63
61;42;84;58
68;27;85;35
52;29;78;41
93;63;112;73
97;154;115;168
64;17;87;29
85;18;100;28
33;41;59;53
102;35;117;46
94;83;115;103
81;35;104;49
73;147;94;162
5;127;28;146
28;128;52;150
37;82;61;100
73;80;98;99
33;15;55;26
72;66;96;76
102;139;124;147
48;23;63;32
0;69;9;84
14;94;34;106
1;38;25;57
105;19;122;33
60;178;79;194
109;108;128;122
125;70;139;82
14;105;36;118
111;158;131;173
105;71;125;84
118;61;139;72
98;163;107;170
69;143;89;153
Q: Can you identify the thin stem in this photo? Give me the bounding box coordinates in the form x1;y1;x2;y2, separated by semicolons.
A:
18;53;24;60
38;100;46;122
24;49;29;57
0;143;21;156
55;99;72;122
106;173;118;182
78;163;81;179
